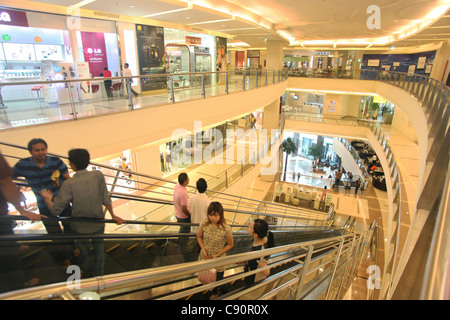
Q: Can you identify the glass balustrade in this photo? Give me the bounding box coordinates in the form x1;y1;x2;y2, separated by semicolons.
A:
0;68;289;130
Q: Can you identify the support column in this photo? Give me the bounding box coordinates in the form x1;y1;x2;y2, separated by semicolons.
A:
266;40;285;70
430;40;450;83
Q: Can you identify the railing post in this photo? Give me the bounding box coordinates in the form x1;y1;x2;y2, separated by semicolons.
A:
67;82;78;120
225;72;229;94
325;238;345;300
169;76;175;103
201;73;206;98
243;71;246;91
336;235;357;298
294;245;314;300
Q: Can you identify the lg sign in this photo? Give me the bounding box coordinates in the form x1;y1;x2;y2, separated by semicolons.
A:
86;48;103;54
0;12;11;22
0;9;29;27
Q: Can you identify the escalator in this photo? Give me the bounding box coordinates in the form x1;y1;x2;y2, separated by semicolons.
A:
2;225;345;294
0;141;374;300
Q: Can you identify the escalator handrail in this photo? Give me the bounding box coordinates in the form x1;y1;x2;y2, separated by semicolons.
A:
0;231;365;300
0;140;327;220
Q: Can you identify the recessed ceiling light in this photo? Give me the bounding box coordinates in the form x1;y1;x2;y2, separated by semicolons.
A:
130;5;135;7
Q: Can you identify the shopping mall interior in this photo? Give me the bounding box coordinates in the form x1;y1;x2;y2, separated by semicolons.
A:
0;0;448;302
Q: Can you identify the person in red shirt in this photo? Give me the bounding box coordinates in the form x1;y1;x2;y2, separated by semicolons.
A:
103;67;113;98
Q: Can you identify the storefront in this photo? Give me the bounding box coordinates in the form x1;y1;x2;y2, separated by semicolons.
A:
0;8;121;103
164;29;220;88
0;9;73;102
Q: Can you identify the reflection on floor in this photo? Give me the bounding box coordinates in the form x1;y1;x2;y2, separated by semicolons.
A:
0;76;251;130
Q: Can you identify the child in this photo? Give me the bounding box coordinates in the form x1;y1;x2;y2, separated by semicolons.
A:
245;218;275;285
196;201;234;299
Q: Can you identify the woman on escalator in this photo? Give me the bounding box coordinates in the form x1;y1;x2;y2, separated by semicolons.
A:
244;219;275;285
197;201;234;299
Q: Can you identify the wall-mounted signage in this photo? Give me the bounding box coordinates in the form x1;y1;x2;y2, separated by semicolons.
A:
194;46;209;54
314;51;330;56
0;9;29;27
247;50;260;58
185;36;201;45
80;31;108;77
136;24;166;91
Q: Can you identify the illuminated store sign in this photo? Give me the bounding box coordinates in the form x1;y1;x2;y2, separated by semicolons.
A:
186;36;201;45
0;9;29;27
314;51;331;56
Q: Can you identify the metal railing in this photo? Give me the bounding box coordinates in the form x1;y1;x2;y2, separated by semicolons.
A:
0;226;375;300
0;68;288;130
286;68;449;299
1;65;447;299
0;135;330;236
368;70;449;300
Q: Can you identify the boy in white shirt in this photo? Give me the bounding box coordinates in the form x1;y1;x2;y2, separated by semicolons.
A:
188;178;210;233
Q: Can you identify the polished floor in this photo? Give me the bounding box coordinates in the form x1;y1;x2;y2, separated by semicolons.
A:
0;74;265;130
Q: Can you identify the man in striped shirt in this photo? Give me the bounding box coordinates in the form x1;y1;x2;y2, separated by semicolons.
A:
13;138;71;235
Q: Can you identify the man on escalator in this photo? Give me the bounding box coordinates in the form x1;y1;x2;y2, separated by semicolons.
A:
40;148;124;278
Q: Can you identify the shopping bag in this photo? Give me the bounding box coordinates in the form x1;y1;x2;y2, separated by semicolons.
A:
198;268;217;284
255;259;270;282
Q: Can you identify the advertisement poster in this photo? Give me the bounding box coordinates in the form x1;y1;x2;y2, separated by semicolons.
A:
215;36;227;72
135;24;166;91
80;31;108;78
76;62;92;100
41;60;58;103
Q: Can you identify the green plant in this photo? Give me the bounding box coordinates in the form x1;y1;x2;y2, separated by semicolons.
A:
308;144;322;159
282;137;297;181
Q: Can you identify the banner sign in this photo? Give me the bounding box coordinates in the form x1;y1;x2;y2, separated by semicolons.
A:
136;24;166;91
80;31;108;78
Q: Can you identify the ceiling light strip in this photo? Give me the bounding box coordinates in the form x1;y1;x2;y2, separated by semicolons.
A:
187;19;233;26
142;7;192;18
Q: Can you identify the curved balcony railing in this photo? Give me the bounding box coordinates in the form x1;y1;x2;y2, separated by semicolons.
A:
287;67;449;299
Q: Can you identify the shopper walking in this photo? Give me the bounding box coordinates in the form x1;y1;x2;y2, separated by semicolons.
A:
123;63;138;104
355;178;361;195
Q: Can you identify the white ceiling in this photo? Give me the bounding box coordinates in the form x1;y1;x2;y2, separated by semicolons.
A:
7;0;450;50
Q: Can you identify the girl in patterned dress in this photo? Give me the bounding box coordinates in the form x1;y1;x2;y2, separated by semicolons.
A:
196;201;234;299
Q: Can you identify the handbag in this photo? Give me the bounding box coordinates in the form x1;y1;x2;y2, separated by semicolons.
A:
198;268;217;284
255;258;270;282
